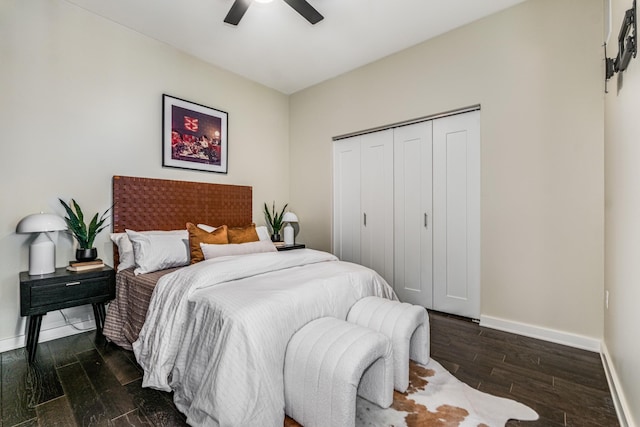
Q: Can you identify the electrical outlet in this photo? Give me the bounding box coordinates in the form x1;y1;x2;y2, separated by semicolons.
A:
605;290;609;309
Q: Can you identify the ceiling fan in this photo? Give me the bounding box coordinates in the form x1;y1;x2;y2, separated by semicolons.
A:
224;0;324;26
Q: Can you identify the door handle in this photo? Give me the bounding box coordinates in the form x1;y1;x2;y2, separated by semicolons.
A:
363;212;367;226
424;213;428;229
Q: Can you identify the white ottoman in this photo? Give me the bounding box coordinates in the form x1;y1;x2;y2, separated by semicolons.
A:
284;317;394;427
347;296;430;392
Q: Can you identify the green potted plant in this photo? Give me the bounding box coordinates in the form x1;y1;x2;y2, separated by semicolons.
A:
264;201;288;242
59;199;110;261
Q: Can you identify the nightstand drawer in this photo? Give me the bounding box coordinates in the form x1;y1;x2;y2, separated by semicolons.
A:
20;266;116;317
29;276;112;313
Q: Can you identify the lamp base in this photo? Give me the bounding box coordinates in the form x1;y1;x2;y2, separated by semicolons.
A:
29;233;56;275
284;223;294;245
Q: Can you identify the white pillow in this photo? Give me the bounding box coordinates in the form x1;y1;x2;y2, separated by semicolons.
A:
199;224;270;241
110;232;135;272
126;229;190;275
197;223;216;233
200;240;277;260
111;230;187;272
256;226;270;242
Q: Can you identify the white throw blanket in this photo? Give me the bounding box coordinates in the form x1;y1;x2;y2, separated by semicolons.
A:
133;249;396;427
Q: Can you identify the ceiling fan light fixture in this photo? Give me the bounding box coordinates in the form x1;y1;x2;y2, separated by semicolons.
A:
224;0;323;26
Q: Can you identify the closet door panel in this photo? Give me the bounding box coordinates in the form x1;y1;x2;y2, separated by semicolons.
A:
333;109;480;320
433;111;480;319
393;122;433;308
333;137;361;264
360;129;394;284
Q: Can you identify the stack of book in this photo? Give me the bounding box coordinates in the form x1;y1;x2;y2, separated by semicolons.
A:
67;259;105;272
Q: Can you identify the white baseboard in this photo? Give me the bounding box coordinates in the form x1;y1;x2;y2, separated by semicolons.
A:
601;343;635;427
479;315;601;352
0;320;96;354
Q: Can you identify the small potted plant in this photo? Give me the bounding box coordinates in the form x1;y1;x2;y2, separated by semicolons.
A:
59;199;110;261
264;201;288;242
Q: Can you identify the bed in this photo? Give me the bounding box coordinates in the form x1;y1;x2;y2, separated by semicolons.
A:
102;176;396;427
104;175;253;350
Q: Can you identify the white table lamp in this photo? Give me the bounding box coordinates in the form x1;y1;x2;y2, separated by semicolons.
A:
282;212;298;245
16;213;67;275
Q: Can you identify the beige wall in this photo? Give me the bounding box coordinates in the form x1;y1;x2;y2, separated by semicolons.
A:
290;0;605;339
604;0;640;423
0;0;289;343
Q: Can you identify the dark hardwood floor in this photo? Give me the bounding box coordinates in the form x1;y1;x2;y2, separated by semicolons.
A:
429;313;619;427
0;312;619;426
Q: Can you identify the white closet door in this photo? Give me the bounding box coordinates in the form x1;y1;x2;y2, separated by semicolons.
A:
333;137;361;264
393;122;433;308
360;129;394;284
433;111;481;319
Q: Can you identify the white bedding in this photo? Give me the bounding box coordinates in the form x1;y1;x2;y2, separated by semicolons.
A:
133;249;396;427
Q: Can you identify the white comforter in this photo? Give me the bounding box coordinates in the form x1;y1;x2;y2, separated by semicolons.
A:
133;249;396;427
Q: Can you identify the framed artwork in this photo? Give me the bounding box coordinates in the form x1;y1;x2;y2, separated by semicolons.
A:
162;94;228;174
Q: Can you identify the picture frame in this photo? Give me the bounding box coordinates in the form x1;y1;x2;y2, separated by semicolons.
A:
162;94;228;174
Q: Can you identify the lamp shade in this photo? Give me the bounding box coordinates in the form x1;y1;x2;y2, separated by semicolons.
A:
282;212;298;223
16;213;67;233
16;213;67;275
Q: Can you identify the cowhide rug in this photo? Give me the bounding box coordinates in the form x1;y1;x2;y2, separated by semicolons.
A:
285;359;538;427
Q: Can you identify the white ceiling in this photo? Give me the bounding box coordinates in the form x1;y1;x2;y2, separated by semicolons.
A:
65;0;525;94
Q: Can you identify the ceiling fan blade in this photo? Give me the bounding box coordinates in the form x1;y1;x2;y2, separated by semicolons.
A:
224;0;252;25
282;0;324;24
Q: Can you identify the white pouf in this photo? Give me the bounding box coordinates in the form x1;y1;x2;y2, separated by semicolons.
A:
284;317;394;427
347;296;430;392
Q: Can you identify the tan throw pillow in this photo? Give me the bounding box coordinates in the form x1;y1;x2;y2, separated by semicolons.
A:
187;223;228;264
228;223;260;243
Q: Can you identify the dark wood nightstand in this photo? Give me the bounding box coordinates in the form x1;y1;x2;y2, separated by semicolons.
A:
19;265;116;362
276;243;306;251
